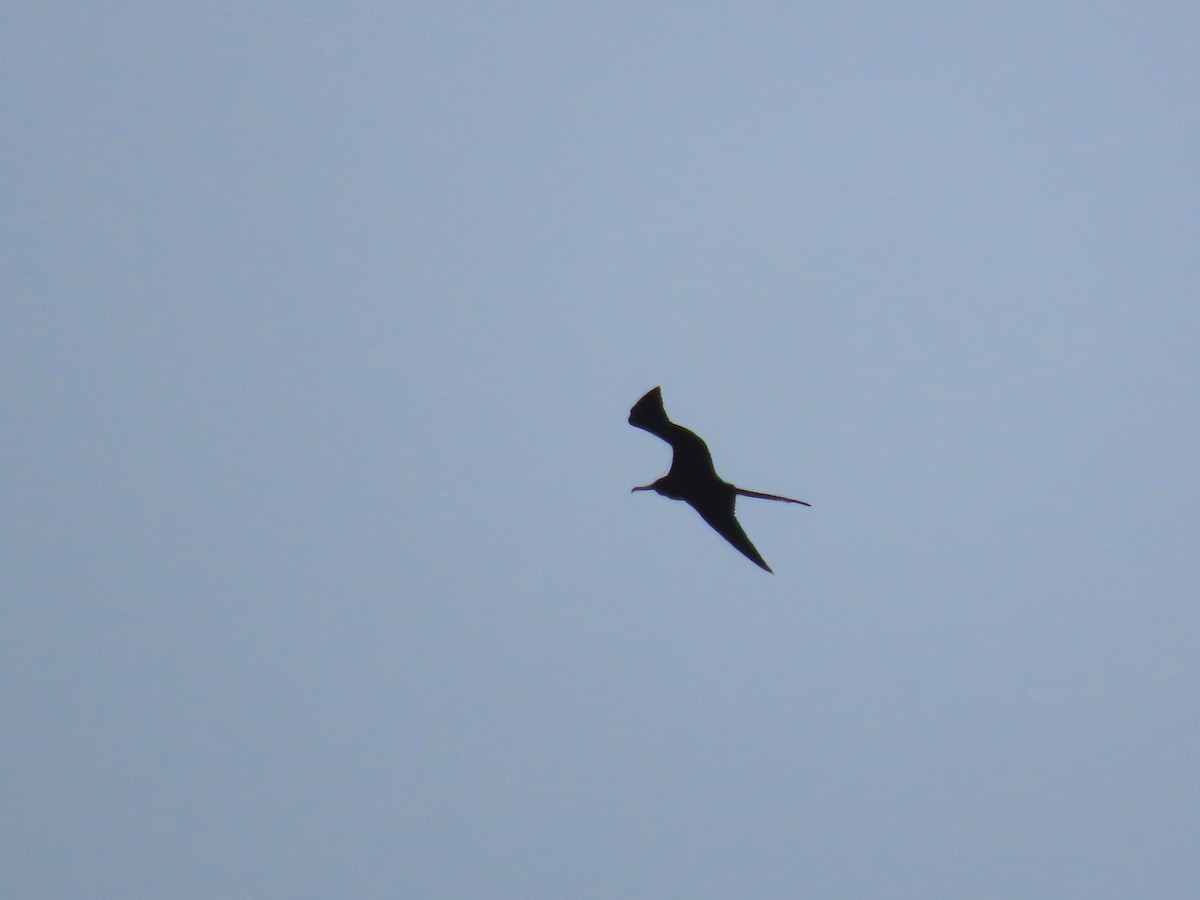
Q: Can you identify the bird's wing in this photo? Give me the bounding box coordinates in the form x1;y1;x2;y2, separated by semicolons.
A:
628;386;674;442
628;387;720;479
692;500;773;573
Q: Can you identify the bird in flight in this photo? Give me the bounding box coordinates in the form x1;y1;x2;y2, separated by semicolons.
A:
629;386;810;572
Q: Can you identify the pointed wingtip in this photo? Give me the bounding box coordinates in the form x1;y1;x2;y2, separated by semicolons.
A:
629;386;671;434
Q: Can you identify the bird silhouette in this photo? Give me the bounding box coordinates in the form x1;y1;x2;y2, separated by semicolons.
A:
629;386;810;572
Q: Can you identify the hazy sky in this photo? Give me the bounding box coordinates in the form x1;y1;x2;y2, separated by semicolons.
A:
4;4;1199;897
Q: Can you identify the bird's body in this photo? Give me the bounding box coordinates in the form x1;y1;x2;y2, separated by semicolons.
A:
629;386;809;573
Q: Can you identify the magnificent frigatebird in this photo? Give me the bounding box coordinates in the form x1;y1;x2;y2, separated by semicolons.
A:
629;386;810;573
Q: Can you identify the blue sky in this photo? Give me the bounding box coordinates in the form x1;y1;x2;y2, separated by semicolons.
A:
4;4;1199;897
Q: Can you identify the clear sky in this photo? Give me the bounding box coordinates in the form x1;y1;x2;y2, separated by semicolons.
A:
4;3;1199;897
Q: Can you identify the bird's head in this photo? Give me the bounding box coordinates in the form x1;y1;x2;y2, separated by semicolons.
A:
630;477;663;495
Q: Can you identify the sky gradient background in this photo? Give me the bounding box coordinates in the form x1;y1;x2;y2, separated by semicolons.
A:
5;3;1199;897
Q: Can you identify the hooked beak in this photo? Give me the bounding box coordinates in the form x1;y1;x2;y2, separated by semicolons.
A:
631;484;654;493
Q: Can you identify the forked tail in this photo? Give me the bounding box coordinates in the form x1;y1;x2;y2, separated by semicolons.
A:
736;487;811;507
